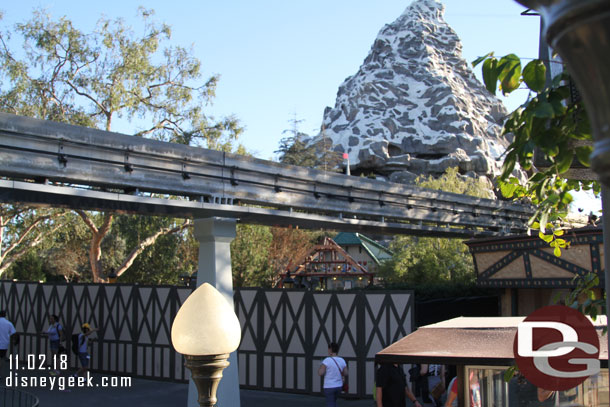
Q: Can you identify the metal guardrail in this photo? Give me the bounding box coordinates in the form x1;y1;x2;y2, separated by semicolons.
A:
0;112;533;237
0;386;39;407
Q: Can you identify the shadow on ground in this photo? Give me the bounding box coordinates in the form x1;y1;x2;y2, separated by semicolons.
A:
1;364;375;407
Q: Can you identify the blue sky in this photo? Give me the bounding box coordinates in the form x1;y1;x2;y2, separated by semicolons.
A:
1;0;540;159
1;1;600;213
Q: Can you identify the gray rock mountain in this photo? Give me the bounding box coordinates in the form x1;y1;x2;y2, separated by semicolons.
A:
311;0;511;186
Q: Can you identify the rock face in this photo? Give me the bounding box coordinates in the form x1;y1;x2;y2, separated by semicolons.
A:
311;0;511;185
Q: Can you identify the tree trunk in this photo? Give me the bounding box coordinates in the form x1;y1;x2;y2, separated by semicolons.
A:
75;210;192;282
75;210;113;283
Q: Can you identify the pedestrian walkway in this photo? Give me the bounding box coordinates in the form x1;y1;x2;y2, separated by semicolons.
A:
2;369;374;407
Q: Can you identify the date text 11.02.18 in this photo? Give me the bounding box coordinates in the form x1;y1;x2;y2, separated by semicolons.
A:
9;354;68;371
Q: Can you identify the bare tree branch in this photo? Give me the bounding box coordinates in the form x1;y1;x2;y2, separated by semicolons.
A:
64;79;109;117
116;219;192;277
0;221;65;276
1;214;57;262
74;209;99;234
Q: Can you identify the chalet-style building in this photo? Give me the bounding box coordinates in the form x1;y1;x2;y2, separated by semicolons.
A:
279;232;392;290
466;226;604;316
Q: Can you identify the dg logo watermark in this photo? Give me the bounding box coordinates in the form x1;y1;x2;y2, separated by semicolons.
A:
513;305;600;391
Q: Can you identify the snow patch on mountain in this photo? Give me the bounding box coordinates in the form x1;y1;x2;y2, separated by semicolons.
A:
311;0;512;186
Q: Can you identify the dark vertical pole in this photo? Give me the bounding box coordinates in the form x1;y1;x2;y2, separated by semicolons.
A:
256;288;265;389
385;293;391;346
511;289;519;316
356;291;366;398
66;283;73;369
305;289;313;393
602;188;610;369
281;290;286;390
98;284;105;372
9;282;16;330
36;283;43;357
456;364;465;407
131;285;139;377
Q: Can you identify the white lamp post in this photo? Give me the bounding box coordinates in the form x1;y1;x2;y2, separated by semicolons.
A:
171;283;242;407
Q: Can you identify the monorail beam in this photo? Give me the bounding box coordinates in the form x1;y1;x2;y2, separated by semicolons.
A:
0;112;533;236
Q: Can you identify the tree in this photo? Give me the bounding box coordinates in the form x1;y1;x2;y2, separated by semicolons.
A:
107;214;194;285
379;168;491;286
0;8;241;144
0;206;65;278
380;237;475;286
0;9;242;282
231;224;274;288
268;226;322;287
74;210;192;282
276;115;319;167
472;53;605;383
472;53;598;252
9;251;46;282
472;53;605;319
276;132;319;168
42;211;89;281
276;115;342;171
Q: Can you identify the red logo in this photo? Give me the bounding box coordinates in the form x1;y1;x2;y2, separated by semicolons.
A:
514;305;600;391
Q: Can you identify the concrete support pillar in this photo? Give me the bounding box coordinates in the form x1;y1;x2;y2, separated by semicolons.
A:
187;217;240;407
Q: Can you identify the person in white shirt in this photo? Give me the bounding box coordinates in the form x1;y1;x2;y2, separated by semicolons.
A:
318;342;348;407
0;310;16;370
76;323;99;377
42;314;65;375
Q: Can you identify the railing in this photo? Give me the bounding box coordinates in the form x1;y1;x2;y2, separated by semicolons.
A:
0;387;39;407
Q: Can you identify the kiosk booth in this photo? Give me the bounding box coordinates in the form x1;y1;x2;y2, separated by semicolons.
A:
375;317;608;406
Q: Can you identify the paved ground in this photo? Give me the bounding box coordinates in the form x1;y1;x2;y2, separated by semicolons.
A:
1;366;376;407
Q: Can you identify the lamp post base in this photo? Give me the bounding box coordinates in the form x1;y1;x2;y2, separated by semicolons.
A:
184;354;230;407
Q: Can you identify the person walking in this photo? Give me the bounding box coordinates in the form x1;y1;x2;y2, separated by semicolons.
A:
318;342;348;407
42;314;65;375
75;323;99;377
0;310;16;372
376;363;421;407
421;364;445;407
444;376;458;407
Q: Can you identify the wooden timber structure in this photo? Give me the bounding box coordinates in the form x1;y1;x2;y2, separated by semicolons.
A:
466;226;605;316
279;236;375;289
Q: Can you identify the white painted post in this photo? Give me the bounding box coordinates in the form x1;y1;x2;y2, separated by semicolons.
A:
187;217;240;407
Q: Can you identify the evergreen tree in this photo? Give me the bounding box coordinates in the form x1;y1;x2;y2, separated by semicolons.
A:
276;115;342;171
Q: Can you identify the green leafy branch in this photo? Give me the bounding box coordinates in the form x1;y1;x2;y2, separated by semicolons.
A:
532;221;569;257
473;53;600;253
558;273;606;330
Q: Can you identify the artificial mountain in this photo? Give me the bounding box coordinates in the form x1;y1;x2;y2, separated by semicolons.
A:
310;0;512;189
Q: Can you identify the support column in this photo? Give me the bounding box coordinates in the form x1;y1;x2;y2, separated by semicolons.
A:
187;217;240;407
602;187;610;372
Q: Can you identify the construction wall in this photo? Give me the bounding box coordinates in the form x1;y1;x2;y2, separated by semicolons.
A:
0;282;413;397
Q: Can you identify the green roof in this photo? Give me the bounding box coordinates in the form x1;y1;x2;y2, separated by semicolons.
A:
333;232;362;246
333;232;393;265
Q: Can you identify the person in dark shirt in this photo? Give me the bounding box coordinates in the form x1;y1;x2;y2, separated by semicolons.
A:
376;363;421;407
